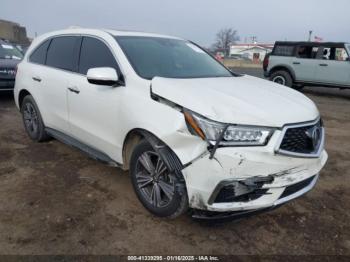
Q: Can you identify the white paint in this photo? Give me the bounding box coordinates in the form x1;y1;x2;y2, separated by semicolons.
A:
14;28;328;214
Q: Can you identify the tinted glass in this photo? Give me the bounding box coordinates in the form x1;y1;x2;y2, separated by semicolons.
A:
115;36;232;80
29;40;50;64
0;42;24;60
297;46;319;59
79;37;119;75
273;45;294;56
46;36;77;71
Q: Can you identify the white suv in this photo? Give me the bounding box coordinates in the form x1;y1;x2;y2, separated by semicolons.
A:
14;28;328;220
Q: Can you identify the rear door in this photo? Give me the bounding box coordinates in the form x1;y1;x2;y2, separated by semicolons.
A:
291;45;319;82
314;45;350;86
67;36;124;159
39;35;80;133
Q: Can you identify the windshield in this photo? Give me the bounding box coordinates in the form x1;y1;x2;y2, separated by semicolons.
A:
115;36;233;79
0;43;24;60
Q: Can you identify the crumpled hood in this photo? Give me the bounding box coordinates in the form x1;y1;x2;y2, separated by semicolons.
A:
151;75;319;127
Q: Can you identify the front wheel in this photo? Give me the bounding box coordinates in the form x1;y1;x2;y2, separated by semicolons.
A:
130;140;188;218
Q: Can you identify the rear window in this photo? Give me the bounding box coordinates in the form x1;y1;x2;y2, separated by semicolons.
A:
46;36;78;71
29;40;50;65
273;45;295;56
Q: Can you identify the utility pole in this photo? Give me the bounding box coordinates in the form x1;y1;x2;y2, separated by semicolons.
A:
251;36;257;44
308;30;313;41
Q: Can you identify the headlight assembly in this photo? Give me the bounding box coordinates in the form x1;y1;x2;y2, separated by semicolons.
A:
184;110;273;146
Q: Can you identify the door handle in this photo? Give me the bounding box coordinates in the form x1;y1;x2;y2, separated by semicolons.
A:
293;62;301;65
319;64;328;66
32;76;42;82
68;86;80;94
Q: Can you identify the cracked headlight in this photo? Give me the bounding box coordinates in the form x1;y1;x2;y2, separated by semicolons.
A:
184;110;273;146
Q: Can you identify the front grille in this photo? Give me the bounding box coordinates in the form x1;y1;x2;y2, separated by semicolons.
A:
279;120;323;155
278;176;315;199
0;68;16;77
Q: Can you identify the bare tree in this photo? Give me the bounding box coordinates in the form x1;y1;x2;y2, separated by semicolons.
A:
213;28;239;57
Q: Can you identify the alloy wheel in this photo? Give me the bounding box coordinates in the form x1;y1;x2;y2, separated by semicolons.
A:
135;151;175;208
272;75;286;85
23;102;39;136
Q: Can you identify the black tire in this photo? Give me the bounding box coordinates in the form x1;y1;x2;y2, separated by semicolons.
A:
270;70;293;87
130;140;188;218
21;95;50;142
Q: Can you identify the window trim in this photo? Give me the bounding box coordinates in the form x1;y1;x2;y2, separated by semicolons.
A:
295;45;320;60
27;34;125;80
28;39;52;66
317;46;350;62
271;45;296;57
45;35;81;72
77;35;123;77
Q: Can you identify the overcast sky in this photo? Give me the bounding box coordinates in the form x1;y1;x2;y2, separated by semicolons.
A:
1;0;350;46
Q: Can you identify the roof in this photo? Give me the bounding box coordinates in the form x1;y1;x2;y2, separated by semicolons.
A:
104;29;182;40
275;41;348;47
55;27;182;40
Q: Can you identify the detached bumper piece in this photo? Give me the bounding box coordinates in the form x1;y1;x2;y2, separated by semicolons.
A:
208;175;274;205
192;205;283;221
193;175;317;221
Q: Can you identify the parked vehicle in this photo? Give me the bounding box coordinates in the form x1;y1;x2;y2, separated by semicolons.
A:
14;29;327;219
0;40;23;91
264;41;350;90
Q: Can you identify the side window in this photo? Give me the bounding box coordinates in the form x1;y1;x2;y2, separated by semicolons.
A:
335;48;349;61
46;36;78;71
273;45;294;56
79;37;119;75
297;46;319;59
29;40;50;65
321;47;332;60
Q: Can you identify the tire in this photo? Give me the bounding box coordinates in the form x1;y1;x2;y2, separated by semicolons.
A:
21;95;50;142
270;70;293;87
130;140;188;218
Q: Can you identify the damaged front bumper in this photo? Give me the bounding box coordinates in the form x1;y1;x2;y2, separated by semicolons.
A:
181;130;328;214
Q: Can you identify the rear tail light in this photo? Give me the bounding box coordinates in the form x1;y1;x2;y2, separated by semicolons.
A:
263;54;269;71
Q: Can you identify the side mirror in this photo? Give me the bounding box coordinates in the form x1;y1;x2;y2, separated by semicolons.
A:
87;67;122;86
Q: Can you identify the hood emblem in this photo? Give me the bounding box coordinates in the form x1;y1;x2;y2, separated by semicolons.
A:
305;126;322;150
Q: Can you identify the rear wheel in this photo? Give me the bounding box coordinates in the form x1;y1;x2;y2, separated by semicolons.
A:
270;70;293;87
21;95;50;142
130;140;188;218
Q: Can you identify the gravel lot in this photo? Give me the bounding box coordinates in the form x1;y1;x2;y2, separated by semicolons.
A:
0;69;349;255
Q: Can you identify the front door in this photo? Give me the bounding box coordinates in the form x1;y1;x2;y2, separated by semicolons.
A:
67;36;124;161
314;46;350;86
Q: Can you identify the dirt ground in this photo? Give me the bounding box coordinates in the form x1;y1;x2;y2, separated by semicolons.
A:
0;83;349;255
